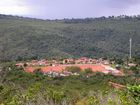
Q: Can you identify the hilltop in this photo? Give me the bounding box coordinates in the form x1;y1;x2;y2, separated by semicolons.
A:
0;14;140;60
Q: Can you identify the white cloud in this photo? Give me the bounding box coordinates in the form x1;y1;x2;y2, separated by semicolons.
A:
124;4;140;16
0;0;140;19
0;0;30;15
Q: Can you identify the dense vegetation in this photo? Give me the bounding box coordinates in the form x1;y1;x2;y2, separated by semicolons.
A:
0;63;140;105
0;14;140;60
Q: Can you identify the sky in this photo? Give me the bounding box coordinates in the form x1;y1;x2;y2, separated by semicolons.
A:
0;0;140;19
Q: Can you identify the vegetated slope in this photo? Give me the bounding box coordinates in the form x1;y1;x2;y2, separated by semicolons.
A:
0;14;140;60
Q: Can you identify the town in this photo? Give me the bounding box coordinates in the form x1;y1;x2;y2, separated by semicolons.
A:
16;57;127;77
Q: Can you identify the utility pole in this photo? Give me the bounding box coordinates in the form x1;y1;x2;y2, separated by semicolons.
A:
129;38;132;59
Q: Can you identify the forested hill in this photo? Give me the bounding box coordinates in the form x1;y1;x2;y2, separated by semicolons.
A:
0;14;140;60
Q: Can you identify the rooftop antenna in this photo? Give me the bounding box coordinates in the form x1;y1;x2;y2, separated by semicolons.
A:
129;38;132;59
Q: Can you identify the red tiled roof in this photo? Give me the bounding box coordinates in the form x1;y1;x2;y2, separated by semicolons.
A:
25;64;111;73
15;63;24;67
25;67;35;72
24;63;124;76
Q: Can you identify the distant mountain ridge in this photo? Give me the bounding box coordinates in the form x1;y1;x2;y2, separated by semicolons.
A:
0;14;140;60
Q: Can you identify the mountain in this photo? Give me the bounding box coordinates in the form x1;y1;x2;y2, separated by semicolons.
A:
0;14;140;60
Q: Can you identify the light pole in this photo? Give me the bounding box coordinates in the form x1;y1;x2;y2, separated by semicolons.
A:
129;38;132;59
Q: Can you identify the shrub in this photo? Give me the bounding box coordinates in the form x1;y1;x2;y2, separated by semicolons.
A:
65;66;81;73
127;85;140;104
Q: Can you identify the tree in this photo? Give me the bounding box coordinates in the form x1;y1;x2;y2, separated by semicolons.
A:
65;66;81;73
81;68;93;75
115;59;124;65
84;68;93;74
23;63;28;67
129;66;139;74
33;68;44;80
33;68;43;75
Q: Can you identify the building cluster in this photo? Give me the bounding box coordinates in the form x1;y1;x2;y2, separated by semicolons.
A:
63;57;110;65
16;57;110;67
15;57;125;77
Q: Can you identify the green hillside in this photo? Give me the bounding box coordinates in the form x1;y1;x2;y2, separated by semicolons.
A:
0;14;140;60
